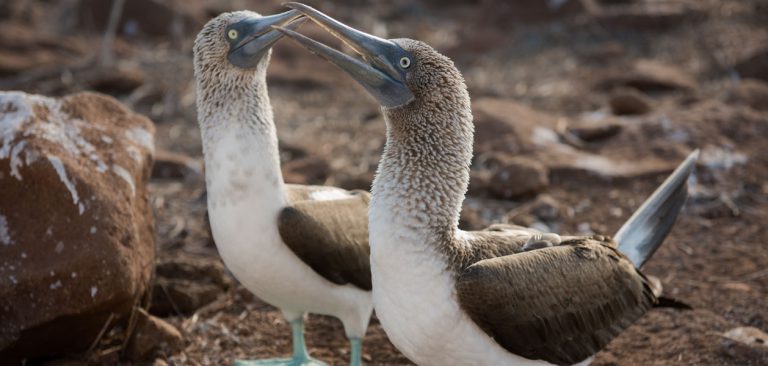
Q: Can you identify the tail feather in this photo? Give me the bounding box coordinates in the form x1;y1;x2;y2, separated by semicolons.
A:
615;150;699;268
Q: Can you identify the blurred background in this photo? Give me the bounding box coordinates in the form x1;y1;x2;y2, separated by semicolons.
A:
1;0;767;365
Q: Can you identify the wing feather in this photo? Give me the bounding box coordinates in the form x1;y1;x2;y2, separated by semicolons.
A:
456;237;655;365
278;187;371;290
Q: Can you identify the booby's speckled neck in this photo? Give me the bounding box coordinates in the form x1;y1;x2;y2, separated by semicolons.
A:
371;83;474;245
195;61;287;210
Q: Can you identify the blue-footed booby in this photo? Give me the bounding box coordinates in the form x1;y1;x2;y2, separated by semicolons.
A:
277;4;699;365
193;10;372;366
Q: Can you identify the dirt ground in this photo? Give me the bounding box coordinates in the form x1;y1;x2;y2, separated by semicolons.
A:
2;0;767;365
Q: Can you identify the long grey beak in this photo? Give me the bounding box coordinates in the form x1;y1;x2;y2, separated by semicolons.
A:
228;10;305;69
275;2;414;108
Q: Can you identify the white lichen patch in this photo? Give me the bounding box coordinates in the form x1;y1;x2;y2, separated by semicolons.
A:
9;140;27;179
0;214;12;246
125;145;142;163
89;226;97;234
55;241;64;253
90;286;98;298
126;127;155;153
49;280;62;290
47;155;80;207
112;164;135;196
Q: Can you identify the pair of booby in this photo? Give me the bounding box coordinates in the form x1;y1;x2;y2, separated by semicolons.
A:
275;3;699;366
193;10;372;366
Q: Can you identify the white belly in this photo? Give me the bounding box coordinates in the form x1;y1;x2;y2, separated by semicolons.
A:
370;221;591;365
205;130;372;337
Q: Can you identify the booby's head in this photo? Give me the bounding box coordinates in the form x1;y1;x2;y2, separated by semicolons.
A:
193;10;303;80
275;3;469;116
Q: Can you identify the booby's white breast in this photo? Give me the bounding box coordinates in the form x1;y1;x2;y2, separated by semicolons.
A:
205;128;372;337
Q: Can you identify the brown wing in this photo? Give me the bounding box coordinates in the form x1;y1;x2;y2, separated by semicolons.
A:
278;188;371;290
453;224;542;269
456;237;656;365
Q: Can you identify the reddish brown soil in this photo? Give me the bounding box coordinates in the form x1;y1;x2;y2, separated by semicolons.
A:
3;0;767;365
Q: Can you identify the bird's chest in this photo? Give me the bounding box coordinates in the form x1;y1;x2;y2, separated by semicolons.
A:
369;219;469;363
204;130;286;276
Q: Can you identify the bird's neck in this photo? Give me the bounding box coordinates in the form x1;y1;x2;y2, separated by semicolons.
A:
371;95;474;246
197;73;287;212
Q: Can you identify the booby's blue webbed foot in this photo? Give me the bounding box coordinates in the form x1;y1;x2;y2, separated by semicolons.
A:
234;318;328;366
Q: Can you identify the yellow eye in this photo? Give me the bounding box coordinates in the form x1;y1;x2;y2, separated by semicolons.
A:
399;57;411;69
227;29;238;39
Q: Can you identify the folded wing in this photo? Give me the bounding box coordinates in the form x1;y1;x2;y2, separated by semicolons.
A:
278;187;371;290
456;237;656;365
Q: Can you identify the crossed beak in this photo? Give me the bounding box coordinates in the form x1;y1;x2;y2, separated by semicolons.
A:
273;2;414;108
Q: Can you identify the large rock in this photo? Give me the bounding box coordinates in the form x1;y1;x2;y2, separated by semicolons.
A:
0;91;155;360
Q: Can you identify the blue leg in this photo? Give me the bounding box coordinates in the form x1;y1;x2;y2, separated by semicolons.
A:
349;338;362;366
234;318;328;366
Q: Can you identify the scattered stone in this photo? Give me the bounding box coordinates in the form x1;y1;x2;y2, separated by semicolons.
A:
733;46;768;82
467;170;492;197
504;194;564;228
528;194;564;222
282;156;331;185
609;88;653;115
581;42;626;63
459;208;485;231
726;79;768;111
723;327;768;347
472;97;560;155
125;308;183;362
0;91;155;361
720;327;768;361
152;149;203;181
595;59;698;92
488;156;549;200
566;119;624;142
333;171;374;191
150;255;232;316
86;66;145;95
593;3;706;30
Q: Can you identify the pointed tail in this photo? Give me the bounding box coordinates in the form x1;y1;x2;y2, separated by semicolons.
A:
615;149;700;268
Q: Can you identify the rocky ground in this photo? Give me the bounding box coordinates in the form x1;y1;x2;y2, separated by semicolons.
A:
1;0;767;365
